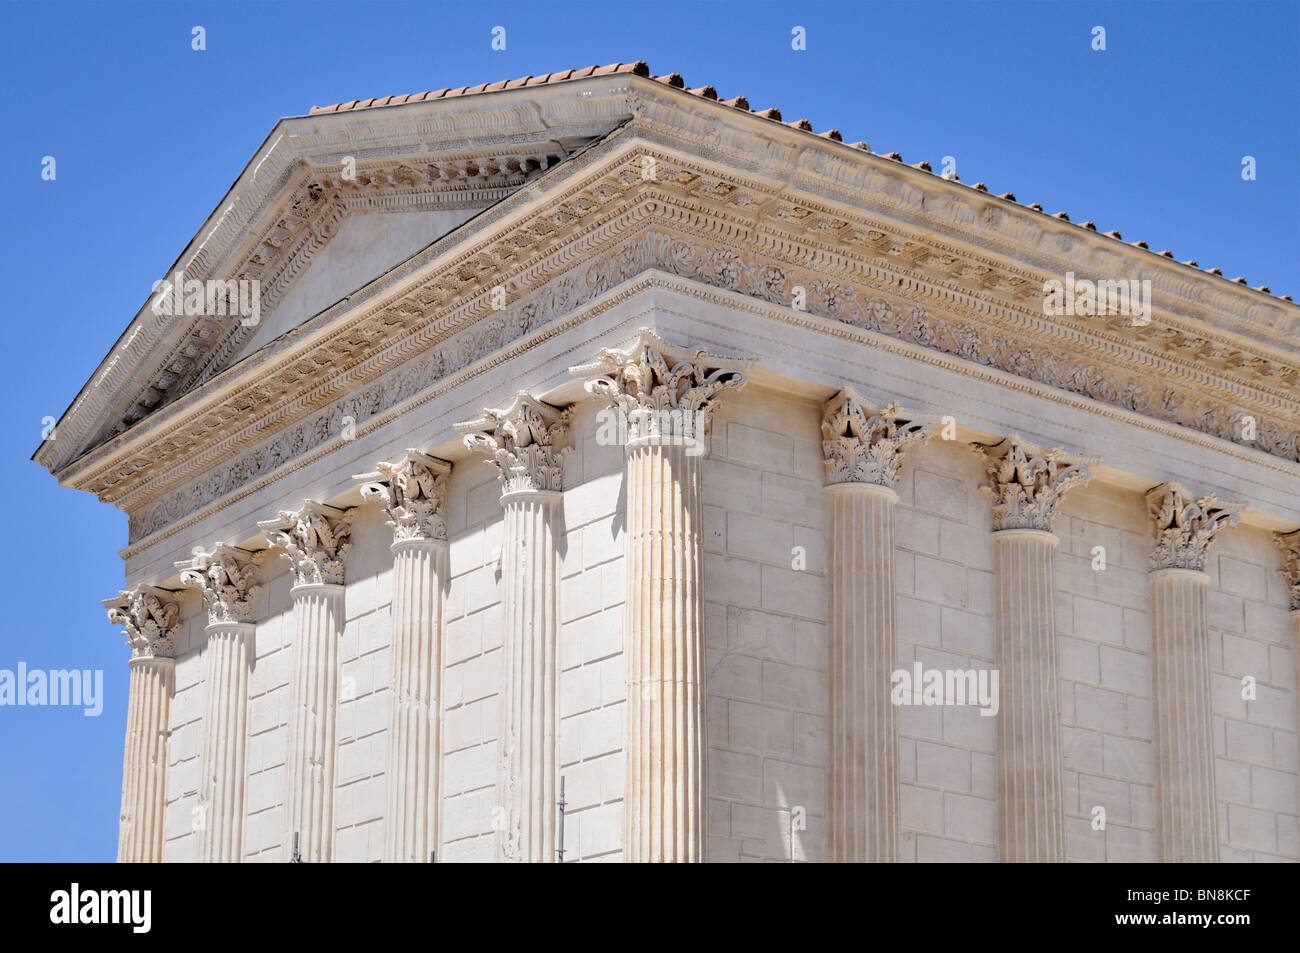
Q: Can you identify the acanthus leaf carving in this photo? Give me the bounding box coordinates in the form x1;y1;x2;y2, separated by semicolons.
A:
978;435;1093;533
104;585;182;659
1146;482;1242;571
1274;529;1300;611
821;386;931;486
258;501;353;585
456;393;572;495
570;328;754;446
355;451;451;542
176;544;260;624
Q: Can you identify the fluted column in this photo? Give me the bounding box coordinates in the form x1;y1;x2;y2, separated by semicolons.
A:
1146;483;1240;862
573;329;753;863
1277;529;1300;816
978;435;1092;863
356;451;452;864
821;388;930;862
459;393;571;862
105;585;181;863
177;544;260;863
259;502;352;863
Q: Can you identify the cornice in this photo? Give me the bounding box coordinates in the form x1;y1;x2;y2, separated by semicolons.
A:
42;134;1299;547
626;89;1296;353
42;76;1296;486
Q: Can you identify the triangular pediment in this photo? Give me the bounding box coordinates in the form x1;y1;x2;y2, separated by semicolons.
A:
38;78;635;475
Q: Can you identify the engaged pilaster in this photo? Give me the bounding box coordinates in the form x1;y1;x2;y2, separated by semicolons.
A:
1275;529;1300;817
459;393;571;862
259;502;352;863
822;388;930;863
177;544;260;863
978;435;1092;863
356;451;451;863
573;329;753;863
1146;482;1240;862
105;585;181;863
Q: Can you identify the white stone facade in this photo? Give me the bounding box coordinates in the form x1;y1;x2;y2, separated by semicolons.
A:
41;63;1300;862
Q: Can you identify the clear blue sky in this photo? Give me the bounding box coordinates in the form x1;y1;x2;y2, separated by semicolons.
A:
1;0;1295;861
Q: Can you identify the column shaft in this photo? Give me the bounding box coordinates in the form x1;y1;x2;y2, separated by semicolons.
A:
384;540;445;863
498;491;560;861
826;483;899;862
285;583;344;862
199;623;253;863
118;658;174;863
1150;568;1218;862
625;440;703;863
993;528;1064;862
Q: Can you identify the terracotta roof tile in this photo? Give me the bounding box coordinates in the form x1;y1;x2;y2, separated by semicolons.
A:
302;61;1291;300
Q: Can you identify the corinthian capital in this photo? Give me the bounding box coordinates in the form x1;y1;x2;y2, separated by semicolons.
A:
977;435;1093;532
456;393;572;495
176;544;260;624
1275;530;1300;610
570;328;754;446
1146;483;1242;571
354;451;451;542
822;387;931;486
104;585;181;659
258;502;353;585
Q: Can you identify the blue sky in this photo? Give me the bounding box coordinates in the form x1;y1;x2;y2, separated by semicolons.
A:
0;0;1295;861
